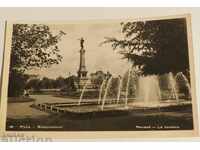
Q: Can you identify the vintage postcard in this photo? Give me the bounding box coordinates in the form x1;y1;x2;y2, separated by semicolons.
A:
0;14;199;139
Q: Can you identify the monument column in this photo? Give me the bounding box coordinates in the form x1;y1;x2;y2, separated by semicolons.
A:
77;37;89;90
78;37;87;78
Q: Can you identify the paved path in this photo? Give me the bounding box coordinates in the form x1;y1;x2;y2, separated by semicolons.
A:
7;95;76;119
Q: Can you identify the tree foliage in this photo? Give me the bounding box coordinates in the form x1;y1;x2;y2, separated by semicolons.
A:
8;24;65;96
11;24;65;72
102;18;189;75
90;71;107;88
26;76;66;91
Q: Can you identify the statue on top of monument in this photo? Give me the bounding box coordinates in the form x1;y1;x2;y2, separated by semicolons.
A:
79;37;84;49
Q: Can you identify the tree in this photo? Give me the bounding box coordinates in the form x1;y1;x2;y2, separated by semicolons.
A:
90;71;107;88
65;75;78;91
8;24;66;96
108;77;119;97
25;78;41;91
8;70;29;96
102;18;189;76
55;76;66;88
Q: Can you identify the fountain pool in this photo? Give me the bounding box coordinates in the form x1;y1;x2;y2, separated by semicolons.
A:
32;71;192;117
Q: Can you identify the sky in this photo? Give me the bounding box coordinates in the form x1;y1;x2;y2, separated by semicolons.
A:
28;21;130;79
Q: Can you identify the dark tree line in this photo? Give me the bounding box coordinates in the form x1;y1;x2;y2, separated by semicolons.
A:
25;76;67;91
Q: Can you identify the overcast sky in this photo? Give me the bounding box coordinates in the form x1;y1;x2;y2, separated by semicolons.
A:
28;21;130;79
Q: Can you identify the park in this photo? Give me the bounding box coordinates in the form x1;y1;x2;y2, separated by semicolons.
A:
6;18;194;131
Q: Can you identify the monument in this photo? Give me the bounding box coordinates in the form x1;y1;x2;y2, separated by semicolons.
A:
77;38;92;90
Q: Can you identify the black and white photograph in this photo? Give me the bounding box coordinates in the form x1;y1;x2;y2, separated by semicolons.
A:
0;15;198;136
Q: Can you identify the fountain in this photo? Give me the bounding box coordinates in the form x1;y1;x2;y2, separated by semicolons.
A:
101;76;113;111
98;79;106;104
168;72;179;102
78;80;90;105
175;72;191;98
137;75;161;106
125;68;132;108
34;70;192;116
116;76;122;104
